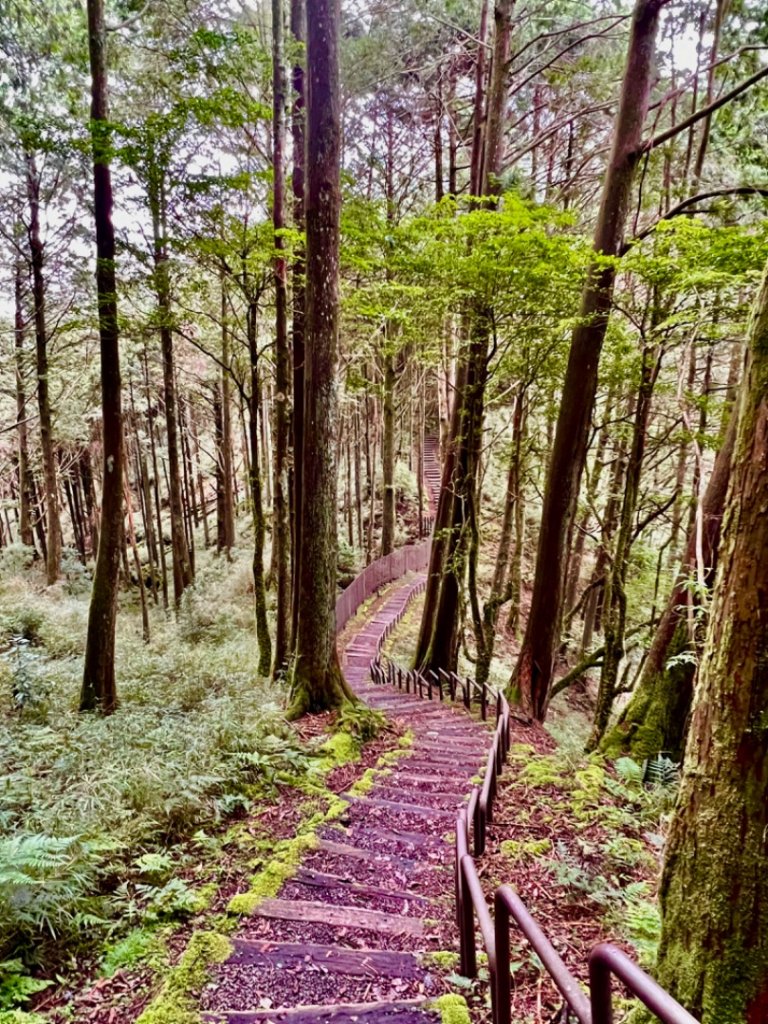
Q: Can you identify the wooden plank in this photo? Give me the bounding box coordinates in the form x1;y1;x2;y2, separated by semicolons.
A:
251;898;425;936
340;823;445;850
203;998;437;1024
228;940;423;978
292;867;432;904
316;838;418;870
345;795;452;820
375;783;467;803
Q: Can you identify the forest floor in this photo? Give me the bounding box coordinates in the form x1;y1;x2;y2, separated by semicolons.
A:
0;519;673;1024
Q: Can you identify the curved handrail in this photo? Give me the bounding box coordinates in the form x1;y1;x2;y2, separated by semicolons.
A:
589;945;699;1024
370;651;699;1024
496;885;592;1024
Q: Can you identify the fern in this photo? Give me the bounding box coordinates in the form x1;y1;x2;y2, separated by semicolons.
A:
614;757;644;786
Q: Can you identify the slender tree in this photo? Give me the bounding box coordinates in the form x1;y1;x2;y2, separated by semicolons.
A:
289;0;354;715
509;0;668;719
80;0;124;714
272;0;291;677
290;0;306;648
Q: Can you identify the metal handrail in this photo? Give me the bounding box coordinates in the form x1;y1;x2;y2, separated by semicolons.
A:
589;945;699;1024
370;650;699;1024
496;885;592;1024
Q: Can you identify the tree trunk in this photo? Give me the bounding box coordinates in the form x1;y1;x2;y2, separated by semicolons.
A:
476;391;525;686
652;258;768;1024
217;280;236;556
587;342;661;750
290;0;354;715
80;0;124;714
272;0;291;676
414;0;511;671
247;304;272;677
26;151;61;584
380;352;396;556
601;408;737;761
14;249;34;550
509;0;666;720
145;363;170;610
290;0;306;649
153;179;192;605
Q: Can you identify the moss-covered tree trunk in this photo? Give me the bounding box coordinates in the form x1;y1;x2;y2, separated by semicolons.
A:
601;405;736;760
80;0;124;714
652;259;768;1023
289;0;354;716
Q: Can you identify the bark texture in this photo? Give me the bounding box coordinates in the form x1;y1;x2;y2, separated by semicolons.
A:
509;0;666;720
272;0;291;676
653;259;768;1024
80;0;124;714
290;0;354;714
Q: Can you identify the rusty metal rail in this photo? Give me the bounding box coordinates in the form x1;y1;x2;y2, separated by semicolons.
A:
371;653;699;1024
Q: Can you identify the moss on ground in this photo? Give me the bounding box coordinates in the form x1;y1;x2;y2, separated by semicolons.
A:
227;832;319;914
430;994;471;1024
423;950;459;970
136;931;232;1024
500;837;552;862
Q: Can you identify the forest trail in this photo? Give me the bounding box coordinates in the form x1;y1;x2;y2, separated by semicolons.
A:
202;452;492;1023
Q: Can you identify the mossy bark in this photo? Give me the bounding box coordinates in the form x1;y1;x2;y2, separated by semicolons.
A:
652;260;768;1023
601;406;736;761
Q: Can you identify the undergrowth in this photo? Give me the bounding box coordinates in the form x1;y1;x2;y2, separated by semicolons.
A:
0;543;331;1004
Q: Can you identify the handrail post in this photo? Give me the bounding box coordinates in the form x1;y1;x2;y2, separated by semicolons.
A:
494;891;511;1024
589;952;613;1024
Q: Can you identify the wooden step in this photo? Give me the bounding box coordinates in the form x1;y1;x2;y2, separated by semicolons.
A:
339;823;445;850
250;898;425;936
316;838;418;870
228;939;424;978
205;998;437;1024
291;867;432;904
344;795;452;820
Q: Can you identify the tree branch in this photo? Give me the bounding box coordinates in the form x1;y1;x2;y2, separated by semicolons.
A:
640;64;768;155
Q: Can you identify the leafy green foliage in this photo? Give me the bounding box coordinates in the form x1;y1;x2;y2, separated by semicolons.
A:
0;960;50;1011
0;547;315;970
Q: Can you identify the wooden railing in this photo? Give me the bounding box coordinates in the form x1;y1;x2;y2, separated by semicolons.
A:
335;536;432;634
370;656;698;1024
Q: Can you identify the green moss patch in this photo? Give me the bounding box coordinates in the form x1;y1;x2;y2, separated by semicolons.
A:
429;993;471;1024
136;931;232;1024
500;837;552;863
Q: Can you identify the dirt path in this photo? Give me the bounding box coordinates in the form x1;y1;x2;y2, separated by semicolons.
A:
202;575;493;1024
